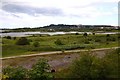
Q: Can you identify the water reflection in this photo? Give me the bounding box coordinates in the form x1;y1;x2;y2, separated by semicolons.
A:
0;31;118;37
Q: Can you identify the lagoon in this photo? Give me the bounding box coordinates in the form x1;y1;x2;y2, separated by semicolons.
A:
0;31;119;37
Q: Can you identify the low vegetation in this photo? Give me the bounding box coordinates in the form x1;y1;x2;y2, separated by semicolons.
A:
55;48;120;79
2;58;54;80
16;37;30;45
2;33;118;57
33;41;39;47
2;48;120;79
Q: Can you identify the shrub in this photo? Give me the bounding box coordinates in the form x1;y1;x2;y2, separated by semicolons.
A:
33;41;39;47
88;38;92;41
16;37;30;45
111;37;116;41
2;66;27;80
29;58;54;80
61;49;65;53
68;50;119;79
54;39;64;45
28;39;32;42
106;34;110;37
84;40;90;44
75;33;79;35
83;33;88;37
92;32;95;35
95;39;101;42
69;53;94;79
64;45;85;50
13;37;16;40
6;36;12;39
107;37;116;41
2;58;54;80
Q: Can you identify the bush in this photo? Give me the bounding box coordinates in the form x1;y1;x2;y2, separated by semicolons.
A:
106;34;110;37
28;39;32;42
111;37;116;41
16;37;30;45
67;50;119;79
55;39;64;45
2;58;54;80
92;32;95;35
95;39;101;42
75;33;79;35
64;45;85;50
2;66;27;80
84;40;90;44
83;33;88;37
6;36;12;39
88;38;92;41
61;50;65;53
28;58;54;80
13;37;16;40
33;41;39;47
107;37;116;41
68;53;94;79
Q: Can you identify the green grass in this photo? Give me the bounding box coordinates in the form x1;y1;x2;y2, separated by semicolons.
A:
2;34;119;57
54;48;120;78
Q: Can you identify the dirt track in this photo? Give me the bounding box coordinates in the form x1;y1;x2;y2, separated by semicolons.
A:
2;47;119;72
1;47;119;60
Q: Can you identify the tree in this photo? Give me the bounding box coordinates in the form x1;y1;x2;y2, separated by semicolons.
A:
16;37;30;45
29;58;53;80
33;41;39;47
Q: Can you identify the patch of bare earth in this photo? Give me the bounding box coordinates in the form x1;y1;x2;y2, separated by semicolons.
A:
2;49;113;72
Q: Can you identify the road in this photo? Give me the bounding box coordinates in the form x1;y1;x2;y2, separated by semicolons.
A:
1;47;119;60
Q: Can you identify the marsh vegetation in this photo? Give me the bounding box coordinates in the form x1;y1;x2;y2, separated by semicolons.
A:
2;33;119;57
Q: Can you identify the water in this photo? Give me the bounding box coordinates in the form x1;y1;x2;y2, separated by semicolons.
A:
0;31;118;37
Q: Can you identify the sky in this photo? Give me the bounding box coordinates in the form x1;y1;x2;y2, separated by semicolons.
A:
0;0;119;28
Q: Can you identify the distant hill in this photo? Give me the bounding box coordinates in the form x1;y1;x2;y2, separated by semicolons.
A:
42;24;115;29
1;24;119;32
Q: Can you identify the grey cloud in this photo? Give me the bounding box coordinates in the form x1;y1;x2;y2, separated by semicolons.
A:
1;3;63;16
11;13;20;18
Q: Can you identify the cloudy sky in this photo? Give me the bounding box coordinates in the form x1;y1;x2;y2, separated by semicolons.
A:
0;0;119;28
